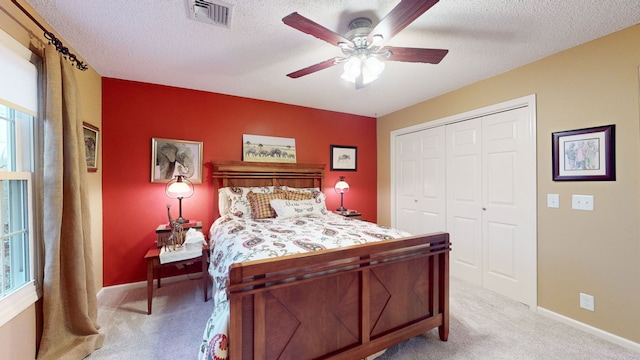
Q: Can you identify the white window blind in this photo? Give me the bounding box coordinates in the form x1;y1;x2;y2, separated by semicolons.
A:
0;29;37;116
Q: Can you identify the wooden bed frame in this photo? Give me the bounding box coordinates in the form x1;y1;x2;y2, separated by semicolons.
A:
212;161;450;360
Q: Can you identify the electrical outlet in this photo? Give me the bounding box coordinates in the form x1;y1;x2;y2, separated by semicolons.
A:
572;194;594;211
580;293;594;311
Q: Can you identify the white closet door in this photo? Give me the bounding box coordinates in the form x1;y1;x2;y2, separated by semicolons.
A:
481;107;535;305
395;127;446;235
446;119;483;285
393;97;536;307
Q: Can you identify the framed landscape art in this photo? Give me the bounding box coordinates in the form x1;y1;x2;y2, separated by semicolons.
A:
242;134;297;163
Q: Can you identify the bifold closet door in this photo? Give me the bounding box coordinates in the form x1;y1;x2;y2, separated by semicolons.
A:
394;127;446;235
446;119;483;286
446;107;534;305
481;107;535;305
394;103;535;306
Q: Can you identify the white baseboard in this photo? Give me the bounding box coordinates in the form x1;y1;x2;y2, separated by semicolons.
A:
537;307;640;353
97;273;197;299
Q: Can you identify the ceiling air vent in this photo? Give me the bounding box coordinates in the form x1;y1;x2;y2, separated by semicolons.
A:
189;0;232;28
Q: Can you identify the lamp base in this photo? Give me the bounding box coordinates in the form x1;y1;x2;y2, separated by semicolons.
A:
336;206;347;212
176;217;189;224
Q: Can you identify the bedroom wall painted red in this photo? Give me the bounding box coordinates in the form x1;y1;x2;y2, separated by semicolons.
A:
102;78;377;286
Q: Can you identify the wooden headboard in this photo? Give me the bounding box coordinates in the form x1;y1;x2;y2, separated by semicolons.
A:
212;161;325;189
211;161;325;216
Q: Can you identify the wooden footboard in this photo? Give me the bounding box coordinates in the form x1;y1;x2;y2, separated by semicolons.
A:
226;232;450;360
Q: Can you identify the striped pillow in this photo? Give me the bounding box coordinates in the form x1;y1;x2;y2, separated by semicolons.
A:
247;191;286;219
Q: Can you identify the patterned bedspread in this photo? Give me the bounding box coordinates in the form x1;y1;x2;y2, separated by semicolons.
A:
198;213;411;360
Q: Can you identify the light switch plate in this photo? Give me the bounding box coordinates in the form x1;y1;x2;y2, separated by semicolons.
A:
547;194;559;208
572;194;594;211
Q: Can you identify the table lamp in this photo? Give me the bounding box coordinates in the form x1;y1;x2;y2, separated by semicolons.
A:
334;176;350;212
165;175;194;224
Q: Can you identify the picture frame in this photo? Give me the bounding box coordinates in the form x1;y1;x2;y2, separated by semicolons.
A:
330;145;357;171
552;125;615;181
82;122;99;172
243;134;297;163
151;138;203;184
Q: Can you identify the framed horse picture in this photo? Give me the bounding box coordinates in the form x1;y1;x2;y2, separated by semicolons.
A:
330;145;357;171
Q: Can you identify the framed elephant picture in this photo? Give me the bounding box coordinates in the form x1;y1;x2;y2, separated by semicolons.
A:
151;138;203;184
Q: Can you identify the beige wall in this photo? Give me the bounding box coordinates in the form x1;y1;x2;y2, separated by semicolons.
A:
76;61;103;293
0;0;103;358
378;25;640;343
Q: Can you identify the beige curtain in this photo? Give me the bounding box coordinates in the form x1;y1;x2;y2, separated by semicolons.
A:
36;47;103;359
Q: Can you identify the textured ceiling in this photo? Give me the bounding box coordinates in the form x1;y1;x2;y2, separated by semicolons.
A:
22;0;640;117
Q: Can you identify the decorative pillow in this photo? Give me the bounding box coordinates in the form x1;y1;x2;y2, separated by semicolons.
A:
270;198;328;219
275;188;314;201
219;186;274;218
247;191;287;219
279;186;320;194
218;189;230;216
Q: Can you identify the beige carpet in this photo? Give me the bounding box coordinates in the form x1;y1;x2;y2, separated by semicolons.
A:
88;273;639;359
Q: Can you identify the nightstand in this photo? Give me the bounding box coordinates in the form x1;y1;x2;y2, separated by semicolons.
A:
144;243;209;315
333;210;362;220
155;221;203;247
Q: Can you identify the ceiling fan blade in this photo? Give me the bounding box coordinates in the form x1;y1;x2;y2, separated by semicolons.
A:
283;12;353;47
287;58;340;78
383;47;448;64
369;0;440;44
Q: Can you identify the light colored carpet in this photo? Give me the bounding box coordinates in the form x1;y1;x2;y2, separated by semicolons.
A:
88;274;639;359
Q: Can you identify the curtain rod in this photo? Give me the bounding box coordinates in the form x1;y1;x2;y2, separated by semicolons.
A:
11;0;88;71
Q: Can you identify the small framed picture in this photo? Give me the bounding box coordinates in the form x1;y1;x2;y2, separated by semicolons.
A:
82;122;99;172
151;138;203;183
330;145;357;171
552;125;615;181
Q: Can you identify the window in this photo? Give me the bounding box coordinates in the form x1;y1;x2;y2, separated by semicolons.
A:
0;29;38;327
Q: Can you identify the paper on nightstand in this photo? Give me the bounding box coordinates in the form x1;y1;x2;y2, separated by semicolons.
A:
159;228;206;264
184;228;206;246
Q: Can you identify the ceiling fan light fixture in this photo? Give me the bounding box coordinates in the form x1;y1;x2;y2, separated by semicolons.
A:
370;34;384;46
361;57;384;84
341;55;385;84
365;56;385;76
341;57;361;82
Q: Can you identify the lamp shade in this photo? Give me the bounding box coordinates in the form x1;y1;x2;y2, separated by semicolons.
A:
165;175;194;224
334;176;350;194
166;175;194;199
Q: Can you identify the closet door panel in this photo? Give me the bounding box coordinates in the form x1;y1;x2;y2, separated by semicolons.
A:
446;119;483;285
482;107;534;305
395;128;446;235
396;133;421;234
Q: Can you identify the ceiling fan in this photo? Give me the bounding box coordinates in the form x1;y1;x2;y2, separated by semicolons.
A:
282;0;448;89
